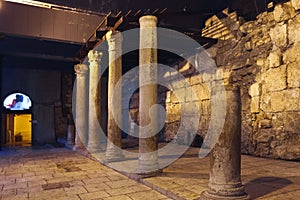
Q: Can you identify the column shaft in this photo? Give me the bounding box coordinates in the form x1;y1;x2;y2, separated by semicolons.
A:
73;64;88;151
105;31;124;161
138;15;160;176
201;85;250;200
87;50;103;152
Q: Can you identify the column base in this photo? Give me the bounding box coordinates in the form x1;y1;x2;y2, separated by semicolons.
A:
87;146;104;153
65;142;75;149
73;145;85;151
200;191;250;200
136;169;163;178
104;154;125;163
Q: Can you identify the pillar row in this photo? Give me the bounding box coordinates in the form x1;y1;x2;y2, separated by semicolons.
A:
137;15;160;177
105;30;124;162
73;64;89;151
87;50;103;153
200;85;250;200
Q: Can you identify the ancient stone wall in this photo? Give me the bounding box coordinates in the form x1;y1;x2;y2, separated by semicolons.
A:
54;73;74;141
163;0;300;160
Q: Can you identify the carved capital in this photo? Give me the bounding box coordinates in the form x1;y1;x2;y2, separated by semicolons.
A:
88;50;103;63
74;64;88;76
106;30;123;52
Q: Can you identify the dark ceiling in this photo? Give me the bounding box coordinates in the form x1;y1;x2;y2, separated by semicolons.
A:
0;0;284;72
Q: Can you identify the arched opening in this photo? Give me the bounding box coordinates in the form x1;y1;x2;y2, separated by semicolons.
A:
2;92;33;147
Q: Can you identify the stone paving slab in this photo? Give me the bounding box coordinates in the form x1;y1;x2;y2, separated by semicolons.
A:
0;147;170;200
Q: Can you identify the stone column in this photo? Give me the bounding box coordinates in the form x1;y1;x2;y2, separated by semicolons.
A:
137;15;160;176
65;123;75;148
87;50;103;153
200;85;250;200
73;64;88;151
105;31;124;162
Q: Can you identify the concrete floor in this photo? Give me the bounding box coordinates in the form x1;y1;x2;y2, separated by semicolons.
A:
0;145;299;200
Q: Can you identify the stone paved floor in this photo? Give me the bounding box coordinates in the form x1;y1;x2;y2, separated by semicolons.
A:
0;146;299;200
0;147;170;200
142;147;300;200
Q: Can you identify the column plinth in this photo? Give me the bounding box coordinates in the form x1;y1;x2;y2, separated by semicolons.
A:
87;50;104;153
105;30;124;162
200;85;250;200
137;15;161;177
73;64;88;151
65;124;75;148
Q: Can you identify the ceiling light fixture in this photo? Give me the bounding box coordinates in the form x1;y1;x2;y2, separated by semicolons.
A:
4;0;52;9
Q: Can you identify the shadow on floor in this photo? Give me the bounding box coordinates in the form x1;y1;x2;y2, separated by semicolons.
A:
245;176;292;199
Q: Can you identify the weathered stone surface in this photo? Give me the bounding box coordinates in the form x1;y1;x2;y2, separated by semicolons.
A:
270;91;286;112
269;23;287;47
263;65;286;92
259;119;272;128
273;3;295;22
287;63;300;88
283;41;300;63
292;0;300;10
189;74;203;85
274;144;300;159
268;49;282;68
249;83;261;97
251;96;260;113
288;14;300;44
283;112;300;132
256;129;273;143
193;84;210;101
285;88;300;111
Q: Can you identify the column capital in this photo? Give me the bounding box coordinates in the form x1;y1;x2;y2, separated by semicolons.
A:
106;30;123;52
88;50;103;63
139;15;157;27
74;64;88;76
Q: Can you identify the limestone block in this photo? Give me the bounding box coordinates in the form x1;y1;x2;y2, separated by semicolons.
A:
288;14;300;44
273;3;295;22
270;91;286;112
287;62;300;88
292;0;300;10
283;112;300;132
285;88;300;111
263;65;287;92
269;23;287;47
251;96;260;113
200;100;211;115
256;58;266;67
259;119;272;128
268;49;282;68
193;84;210;101
283;42;300;63
249;83;261;97
189;74;203;85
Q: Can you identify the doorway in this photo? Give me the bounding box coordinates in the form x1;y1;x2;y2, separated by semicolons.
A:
4;113;32;146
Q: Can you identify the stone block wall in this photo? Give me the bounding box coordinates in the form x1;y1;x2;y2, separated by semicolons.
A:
163;0;300;160
54;73;74;141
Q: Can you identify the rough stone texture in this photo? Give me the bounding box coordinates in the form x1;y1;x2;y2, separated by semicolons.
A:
268;49;282;68
269;23;287;47
287;62;300;88
292;0;300;10
262;65;287;92
288;14;300;44
273;3;295;22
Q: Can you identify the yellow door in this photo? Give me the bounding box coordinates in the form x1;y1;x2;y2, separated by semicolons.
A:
13;114;32;145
